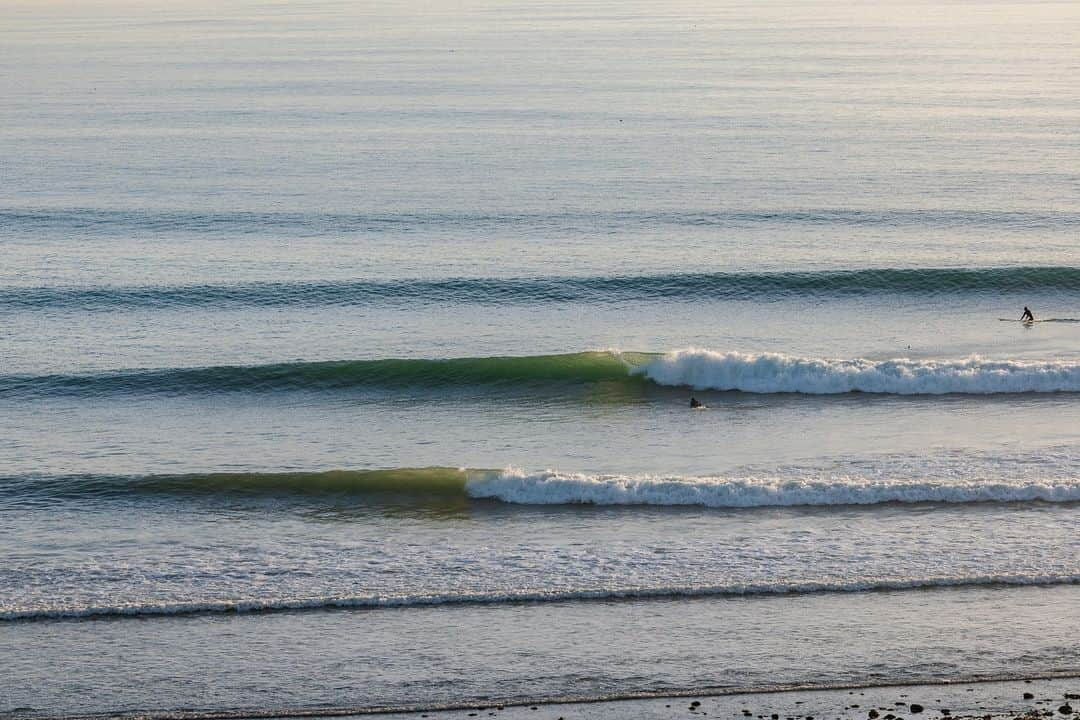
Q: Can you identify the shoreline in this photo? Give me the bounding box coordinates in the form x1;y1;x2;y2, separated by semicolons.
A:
366;677;1080;720
13;676;1079;720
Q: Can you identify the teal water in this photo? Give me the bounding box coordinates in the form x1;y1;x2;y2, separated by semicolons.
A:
3;0;1080;716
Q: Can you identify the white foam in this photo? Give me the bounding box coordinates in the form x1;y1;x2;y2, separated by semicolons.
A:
636;349;1080;394
466;468;1080;507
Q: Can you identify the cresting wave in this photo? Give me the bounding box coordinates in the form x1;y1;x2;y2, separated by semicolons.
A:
5;267;1080;310
8;350;1080;397
469;469;1080;507
4;573;1079;622
9;467;1080;507
638;350;1080;395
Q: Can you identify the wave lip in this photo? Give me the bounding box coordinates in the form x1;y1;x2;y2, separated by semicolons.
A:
5;573;1079;623
4;266;1080;310
639;350;1080;395
467;469;1080;507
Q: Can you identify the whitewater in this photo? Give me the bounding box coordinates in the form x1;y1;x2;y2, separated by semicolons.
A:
637;350;1080;395
466;468;1080;507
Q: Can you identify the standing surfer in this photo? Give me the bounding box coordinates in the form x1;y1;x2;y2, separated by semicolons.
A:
1021;306;1035;322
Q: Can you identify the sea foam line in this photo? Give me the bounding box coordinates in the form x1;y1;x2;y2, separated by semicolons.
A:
637;350;1080;395
4;573;1079;623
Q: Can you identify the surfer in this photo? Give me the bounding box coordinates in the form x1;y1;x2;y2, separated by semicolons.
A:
1021;306;1035;322
689;397;704;409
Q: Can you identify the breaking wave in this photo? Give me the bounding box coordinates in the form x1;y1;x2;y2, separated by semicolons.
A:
468;468;1080;507
8;350;1080;397
8;467;1080;507
638;350;1080;395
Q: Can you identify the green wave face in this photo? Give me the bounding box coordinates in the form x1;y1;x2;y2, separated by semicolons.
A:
1;351;655;397
144;467;474;496
13;467;475;499
343;351;646;386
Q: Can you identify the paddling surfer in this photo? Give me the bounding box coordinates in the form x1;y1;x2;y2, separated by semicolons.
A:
1021;306;1035;322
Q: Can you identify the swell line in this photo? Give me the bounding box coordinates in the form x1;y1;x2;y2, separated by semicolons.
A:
4;267;1080;310
6;207;1080;234
5;573;1079;623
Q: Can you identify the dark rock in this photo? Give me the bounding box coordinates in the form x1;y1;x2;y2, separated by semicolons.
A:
910;705;924;713
1027;695;1036;700
772;714;779;719
868;711;879;719
1059;706;1073;715
941;710;951;715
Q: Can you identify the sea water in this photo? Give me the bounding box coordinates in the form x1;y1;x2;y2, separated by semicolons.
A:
2;0;1080;716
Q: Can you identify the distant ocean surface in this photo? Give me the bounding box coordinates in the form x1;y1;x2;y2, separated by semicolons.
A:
3;0;1080;717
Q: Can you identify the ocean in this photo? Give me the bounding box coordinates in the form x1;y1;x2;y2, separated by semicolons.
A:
2;0;1080;716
